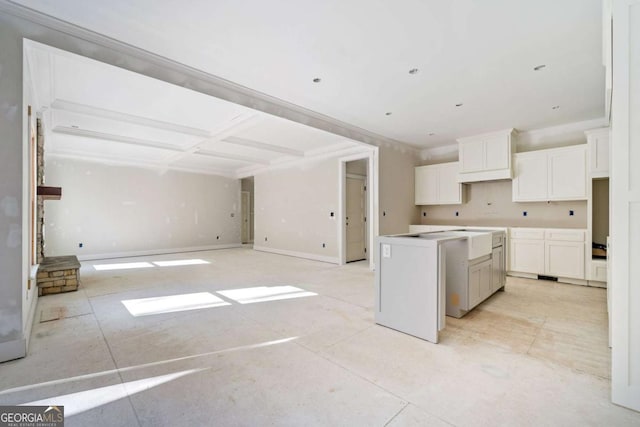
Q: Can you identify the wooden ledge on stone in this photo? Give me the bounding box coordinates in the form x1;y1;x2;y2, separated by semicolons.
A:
37;255;81;296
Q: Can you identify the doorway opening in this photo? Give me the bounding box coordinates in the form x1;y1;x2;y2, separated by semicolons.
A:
345;160;368;263
241;177;254;244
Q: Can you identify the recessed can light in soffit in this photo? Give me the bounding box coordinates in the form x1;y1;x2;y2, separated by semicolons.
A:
533;64;546;71
408;68;419;75
385;112;393;116
552;105;560;110
312;77;321;83
428;133;435;136
455;103;463;107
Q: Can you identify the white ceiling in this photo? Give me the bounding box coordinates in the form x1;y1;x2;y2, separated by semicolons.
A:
14;0;606;148
25;41;364;178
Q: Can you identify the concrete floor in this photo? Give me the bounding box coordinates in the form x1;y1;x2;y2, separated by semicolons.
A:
1;248;639;426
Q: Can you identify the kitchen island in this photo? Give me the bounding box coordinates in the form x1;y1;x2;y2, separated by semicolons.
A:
375;229;506;343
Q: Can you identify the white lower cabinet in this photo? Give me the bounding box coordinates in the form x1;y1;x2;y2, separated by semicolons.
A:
545;241;585;278
509;228;586;280
469;258;492;309
510;238;545;274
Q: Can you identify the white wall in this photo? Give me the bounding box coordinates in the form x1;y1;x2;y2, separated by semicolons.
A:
254;156;340;262
0;16;27;362
45;157;241;259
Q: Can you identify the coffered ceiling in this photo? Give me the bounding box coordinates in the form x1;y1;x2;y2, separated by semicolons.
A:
25;41;365;178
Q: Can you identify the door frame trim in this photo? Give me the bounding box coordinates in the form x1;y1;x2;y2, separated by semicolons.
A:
338;148;378;270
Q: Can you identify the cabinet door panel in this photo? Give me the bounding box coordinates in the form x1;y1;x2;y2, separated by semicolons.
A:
510;239;544;274
485;136;509;171
513;153;548;201
492;246;504;292
438;163;462;204
545;241;585;279
468;264;482;308
480;261;493;301
548;147;587;200
415;166;438;204
460;141;485;173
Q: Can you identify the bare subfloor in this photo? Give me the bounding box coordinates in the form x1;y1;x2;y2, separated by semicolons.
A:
1;248;638;426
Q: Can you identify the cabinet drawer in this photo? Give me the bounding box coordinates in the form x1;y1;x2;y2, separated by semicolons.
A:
510;228;544;240
545;229;586;242
492;234;504;247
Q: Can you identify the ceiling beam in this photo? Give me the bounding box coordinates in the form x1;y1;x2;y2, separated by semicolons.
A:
195;149;271;165
162;112;261;165
51;99;212;138
53;125;184;152
223;136;304;157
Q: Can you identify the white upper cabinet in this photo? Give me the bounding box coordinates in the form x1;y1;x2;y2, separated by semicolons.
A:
547;145;588;200
512;150;548;201
457;128;516;182
585;127;610;178
415;162;462;205
512;144;588;202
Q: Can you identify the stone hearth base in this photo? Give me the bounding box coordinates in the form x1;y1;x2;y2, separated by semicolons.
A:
37;256;81;296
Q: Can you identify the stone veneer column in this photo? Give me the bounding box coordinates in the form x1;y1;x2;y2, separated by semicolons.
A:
36;118;44;263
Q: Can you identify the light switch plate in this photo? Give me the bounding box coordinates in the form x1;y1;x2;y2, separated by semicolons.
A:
382;244;391;258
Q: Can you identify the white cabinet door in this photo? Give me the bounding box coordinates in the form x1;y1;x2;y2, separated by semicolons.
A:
545;241;585;279
459;140;485;173
491;246;504;292
586;128;610;178
438;163;462;204
512;151;548;201
510;239;545;274
548;146;588;200
415;166;438;205
485;135;510;171
415;163;461;205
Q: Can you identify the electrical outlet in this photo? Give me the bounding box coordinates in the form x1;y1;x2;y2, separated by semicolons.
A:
523;211;527;217
265;237;268;241
383;211;386;217
330;212;334;217
569;210;574;216
455;211;459;217
423;212;426;217
78;243;83;248
216;236;220;240
322;243;326;248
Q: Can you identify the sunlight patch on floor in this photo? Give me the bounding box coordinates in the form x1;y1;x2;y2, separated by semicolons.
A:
122;292;230;316
218;286;317;304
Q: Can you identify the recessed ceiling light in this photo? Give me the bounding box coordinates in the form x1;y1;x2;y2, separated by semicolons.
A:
312;77;322;83
71;125;79;128
552;105;560;110
408;68;419;75
385;112;393;116
455;103;463;107
534;64;547;71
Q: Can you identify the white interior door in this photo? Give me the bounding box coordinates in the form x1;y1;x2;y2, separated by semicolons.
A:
611;0;640;412
346;176;366;262
241;191;250;244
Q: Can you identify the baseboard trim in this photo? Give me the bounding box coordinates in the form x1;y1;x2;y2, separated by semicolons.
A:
0;338;26;363
76;244;243;261
508;271;589;286
253;246;339;264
